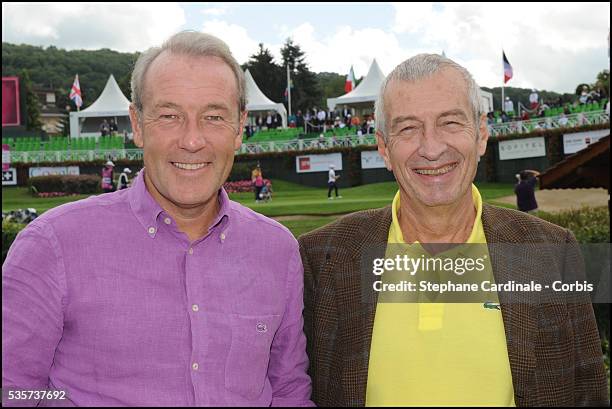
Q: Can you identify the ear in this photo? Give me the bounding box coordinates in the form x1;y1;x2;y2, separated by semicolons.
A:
129;104;144;148
376;130;393;171
234;110;247;150
477;113;489;157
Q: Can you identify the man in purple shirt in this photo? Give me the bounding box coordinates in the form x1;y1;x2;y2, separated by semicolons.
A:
2;31;312;407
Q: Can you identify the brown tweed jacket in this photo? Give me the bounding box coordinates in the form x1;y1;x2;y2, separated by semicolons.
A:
298;204;608;407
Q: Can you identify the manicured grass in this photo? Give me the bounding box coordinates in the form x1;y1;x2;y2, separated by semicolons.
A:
3;180;514;237
1;187;90;214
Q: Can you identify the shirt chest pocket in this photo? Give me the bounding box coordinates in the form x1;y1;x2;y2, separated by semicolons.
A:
224;314;282;400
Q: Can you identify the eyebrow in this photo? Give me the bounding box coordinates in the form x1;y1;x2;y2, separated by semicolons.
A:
391;115;420;129
154;102;181;110
391;109;469;128
153;102;231;112
438;109;469;121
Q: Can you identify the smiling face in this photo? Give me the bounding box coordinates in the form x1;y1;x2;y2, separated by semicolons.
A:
129;51;246;212
376;68;488;208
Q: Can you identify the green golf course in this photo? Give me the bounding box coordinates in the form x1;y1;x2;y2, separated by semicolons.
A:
2;180;515;237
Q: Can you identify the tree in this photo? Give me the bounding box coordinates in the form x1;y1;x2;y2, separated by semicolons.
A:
242;43;284;103
20;69;42;131
593;69;609;97
575;83;590;96
316;72;346;108
281;39;322;114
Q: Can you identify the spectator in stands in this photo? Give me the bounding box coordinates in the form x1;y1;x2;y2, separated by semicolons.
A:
256;115;263;131
503;97;514;115
558;113;569;127
579;86;589;104
514;170;540;213
273;112;281;129
501;111;509;122
367;116;376;134
100;119;110;137
109;119;118;136
296;110;304;129
317;108;326;132
529;89;539;110
351;115;361;129
304;110;313;133
117;168;132;190
266;111;273;129
342;107;351;122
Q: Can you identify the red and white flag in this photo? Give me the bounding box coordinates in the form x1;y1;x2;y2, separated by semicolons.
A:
503;51;513;84
70;74;83;108
345;66;355;93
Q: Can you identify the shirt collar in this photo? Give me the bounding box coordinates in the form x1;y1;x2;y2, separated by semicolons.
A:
390;184;484;244
128;169;231;237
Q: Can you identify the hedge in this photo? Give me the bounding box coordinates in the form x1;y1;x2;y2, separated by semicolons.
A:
29;175;102;195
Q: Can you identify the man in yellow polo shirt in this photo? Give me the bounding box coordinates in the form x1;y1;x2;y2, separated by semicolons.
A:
299;54;607;406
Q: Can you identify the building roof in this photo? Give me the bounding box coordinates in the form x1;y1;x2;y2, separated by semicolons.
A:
327;59;385;110
245;69;287;127
78;74;130;117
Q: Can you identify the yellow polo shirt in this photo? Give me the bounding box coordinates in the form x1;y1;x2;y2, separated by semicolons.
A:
366;185;515;406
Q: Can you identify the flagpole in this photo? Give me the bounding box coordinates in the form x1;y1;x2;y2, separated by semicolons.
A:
76;74;80;112
287;64;292;118
501;51;505;115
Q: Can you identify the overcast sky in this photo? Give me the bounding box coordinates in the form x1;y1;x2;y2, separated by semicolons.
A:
2;2;609;93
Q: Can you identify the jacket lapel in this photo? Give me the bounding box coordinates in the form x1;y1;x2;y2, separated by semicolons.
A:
333;206;392;406
482;205;537;407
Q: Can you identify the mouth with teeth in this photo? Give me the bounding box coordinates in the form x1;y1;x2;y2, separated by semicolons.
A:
413;162;458;176
171;162;211;171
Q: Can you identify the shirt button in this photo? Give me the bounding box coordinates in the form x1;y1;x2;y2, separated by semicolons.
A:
220;233;226;241
192;362;199;371
148;227;156;234
188;248;194;255
192;304;199;312
164;217;171;225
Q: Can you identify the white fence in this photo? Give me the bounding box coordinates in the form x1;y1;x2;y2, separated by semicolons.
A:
6;111;609;163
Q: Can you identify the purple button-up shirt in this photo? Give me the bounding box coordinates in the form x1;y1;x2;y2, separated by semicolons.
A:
2;171;312;407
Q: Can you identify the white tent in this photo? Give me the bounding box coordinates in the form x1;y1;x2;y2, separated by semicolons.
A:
245;69;287;127
69;74;132;138
327;59;385;111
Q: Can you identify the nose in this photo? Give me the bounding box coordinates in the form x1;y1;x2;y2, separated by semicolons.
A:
177;116;207;152
417;124;447;161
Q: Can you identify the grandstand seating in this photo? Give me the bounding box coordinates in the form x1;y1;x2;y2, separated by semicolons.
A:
2;136;125;154
245;127;302;142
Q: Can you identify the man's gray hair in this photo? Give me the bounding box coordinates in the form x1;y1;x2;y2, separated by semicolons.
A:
375;54;483;140
131;31;247;115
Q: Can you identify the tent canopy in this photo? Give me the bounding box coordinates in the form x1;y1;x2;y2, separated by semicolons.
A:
327;59;385;111
70;74;131;138
245;69;287;127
